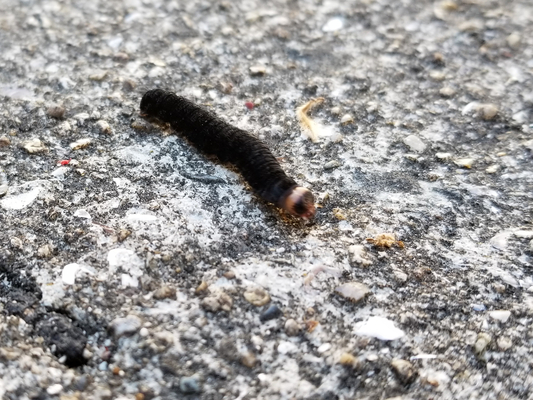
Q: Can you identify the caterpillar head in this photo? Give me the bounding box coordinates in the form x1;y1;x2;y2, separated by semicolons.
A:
282;187;316;220
140;89;168;118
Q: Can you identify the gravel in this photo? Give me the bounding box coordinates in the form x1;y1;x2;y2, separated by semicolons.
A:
1;0;533;399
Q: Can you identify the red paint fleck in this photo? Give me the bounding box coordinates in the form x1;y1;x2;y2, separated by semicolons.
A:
60;158;71;165
245;101;254;110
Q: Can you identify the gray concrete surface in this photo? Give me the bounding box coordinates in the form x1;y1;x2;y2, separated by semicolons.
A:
1;0;532;399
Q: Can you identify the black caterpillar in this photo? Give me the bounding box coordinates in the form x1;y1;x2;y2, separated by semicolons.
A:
140;89;315;219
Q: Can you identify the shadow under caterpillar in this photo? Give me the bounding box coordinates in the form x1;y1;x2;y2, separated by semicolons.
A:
140;89;315;219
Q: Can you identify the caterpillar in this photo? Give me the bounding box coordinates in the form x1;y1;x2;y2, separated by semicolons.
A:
140;89;316;219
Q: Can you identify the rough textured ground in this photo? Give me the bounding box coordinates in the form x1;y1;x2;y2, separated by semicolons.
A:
1;0;533;399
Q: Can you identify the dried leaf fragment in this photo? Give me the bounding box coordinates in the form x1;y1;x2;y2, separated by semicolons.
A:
296;97;324;143
366;233;404;248
70;138;92;150
23;138;48;154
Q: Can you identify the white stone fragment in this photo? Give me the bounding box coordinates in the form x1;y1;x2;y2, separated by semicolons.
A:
46;384;63;395
486;165;499;174
489;310;511;323
109;315;142;337
436;152;452;160
107;248;144;276
322;18;344;32
74;209;92;219
317;343;331;353
490;231;511;250
462;102;498;120
51;166;70;180
61;263;95;285
277;341;298;354
340;114;354;124
454;158;474;168
355;316;405;341
121;274;139;288
514;230;533;239
403;135;427;152
0;186;41;210
410;354;437;360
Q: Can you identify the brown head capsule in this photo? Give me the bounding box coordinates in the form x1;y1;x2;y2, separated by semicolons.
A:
280;186;316;220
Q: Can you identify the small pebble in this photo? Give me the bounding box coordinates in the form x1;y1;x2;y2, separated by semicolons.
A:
179;376;201;394
245;101;254;110
153;285;176;300
335;282;370;303
323;160;341;170
339;353;359;367
122;78;136;91
260;304;282;322
478;104;498;120
439;86;456;97
217;81;233;94
441;0;458;11
109;315;142;338
201;292;233;312
474;333;491;355
435;152;452;160
497;337;512;351
391;359;417;384
96;120;112;134
454;158;474;169
46;384;63;396
472;304;486;312
70;138;92;150
249;65;266;76
493;283;506;294
89;70;107;81
429;71;446;81
37;244;54;258
403;135;427;153
284;319;300;336
117;229;131;242
317;343;331;353
83;348;93;359
340;114;354;124
506;32;521;49
23;138;47;153
241;352;257;368
114;52;129;62
0;136;11;147
486;165;499;174
47;104;66;119
223;270;235;279
139;327;149;337
243;287;271;306
322;17;344;32
330;106;341;115
195;280;208;294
